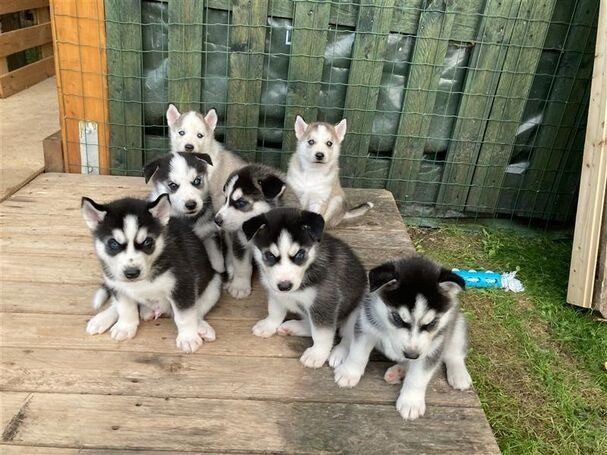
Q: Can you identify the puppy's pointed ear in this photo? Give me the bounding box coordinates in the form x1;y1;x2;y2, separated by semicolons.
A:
204;108;218;131
148;194;171;226
143;158;162;183
334;118;347;143
81;197;107;231
369;262;397;293
258;174;286;200
242;213;267;241
197;153;213;167
294;115;308;140
166;104;180;127
438;268;466;296
300;210;324;242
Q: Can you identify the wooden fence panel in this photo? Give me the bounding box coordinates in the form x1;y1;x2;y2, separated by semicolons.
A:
436;0;521;210
341;0;395;183
466;0;556;213
386;0;458;203
168;0;204;112
105;0;142;175
225;0;269;161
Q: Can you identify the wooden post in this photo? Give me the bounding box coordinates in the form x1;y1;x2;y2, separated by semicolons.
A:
567;0;607;311
50;0;110;174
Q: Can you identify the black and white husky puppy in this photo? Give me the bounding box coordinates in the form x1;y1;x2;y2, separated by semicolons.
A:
213;163;300;299
143;151;224;273
332;255;471;420
242;207;367;368
82;194;222;353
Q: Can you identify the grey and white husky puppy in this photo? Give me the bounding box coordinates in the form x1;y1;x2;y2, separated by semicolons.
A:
166;104;246;212
287;115;373;228
332;255;472;420
214;163;300;299
82;194;222;353
242;207;367;368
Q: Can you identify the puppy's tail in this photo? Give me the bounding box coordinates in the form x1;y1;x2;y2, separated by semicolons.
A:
343;202;374;221
92;284;110;310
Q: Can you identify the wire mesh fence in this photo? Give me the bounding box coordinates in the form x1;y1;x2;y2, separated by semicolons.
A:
52;0;598;224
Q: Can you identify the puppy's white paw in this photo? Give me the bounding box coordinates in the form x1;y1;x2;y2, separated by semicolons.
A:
396;391;426;420
86;312;115;335
226;279;251;299
139;305;155;322
328;344;348;368
176;331;203;353
300;347;329;369
384;364;406;385
198;320;216;342
447;364;472;390
277;320;309;337
252;319;279;338
334;363;363;388
110;321;138;341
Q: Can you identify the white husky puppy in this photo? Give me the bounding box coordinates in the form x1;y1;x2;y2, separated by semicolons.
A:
166;104;246;212
287;115;373;228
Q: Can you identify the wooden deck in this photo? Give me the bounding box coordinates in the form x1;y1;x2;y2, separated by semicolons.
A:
0;173;499;454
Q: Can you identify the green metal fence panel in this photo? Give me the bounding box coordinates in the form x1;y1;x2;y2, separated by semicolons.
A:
99;0;597;224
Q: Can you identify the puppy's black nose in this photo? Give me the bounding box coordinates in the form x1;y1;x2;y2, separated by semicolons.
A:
185;200;197;211
403;351;419;360
124;267;141;280
315;152;324;161
184;144;194;152
214;215;223;227
277;281;293;292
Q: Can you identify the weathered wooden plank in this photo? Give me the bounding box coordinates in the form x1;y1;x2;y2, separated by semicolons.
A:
0;347;478;407
386;0;457;204
594;196;607;317
436;0;521;210
340;0;395;181
466;0;557;213
567;0;607;310
0;392;30;440
0;56;54;98
167;0;204;112
280;0;331;169
0;23;52;57
33;6;53;58
225;0;269;160
105;0;143;176
0;0;48;15
0;392;500;453
516;0;598;219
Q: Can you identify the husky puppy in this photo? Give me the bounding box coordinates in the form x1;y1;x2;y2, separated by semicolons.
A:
214;164;300;299
332;255;471;420
242;207;367;368
82;194;222;353
143;151;224;274
287;115;373;228
166;104;246;212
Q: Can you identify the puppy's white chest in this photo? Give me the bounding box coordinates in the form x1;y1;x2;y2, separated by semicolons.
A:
288;169;333;205
271;287;317;314
110;272;176;312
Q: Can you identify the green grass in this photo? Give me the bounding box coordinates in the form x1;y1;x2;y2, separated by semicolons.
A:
408;226;607;455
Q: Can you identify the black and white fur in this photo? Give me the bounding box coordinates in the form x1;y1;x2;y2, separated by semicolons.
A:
82;194;222;353
243;207;367;369
214;163;300;299
143;151;224;274
332;255;471;420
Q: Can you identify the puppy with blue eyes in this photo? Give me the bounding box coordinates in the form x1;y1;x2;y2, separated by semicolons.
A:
82;194;222;353
242;207;367;368
287;115;373;228
213;163;300;299
331;255;472;420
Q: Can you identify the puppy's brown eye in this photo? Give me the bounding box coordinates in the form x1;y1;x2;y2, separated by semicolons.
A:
308;139;315;146
326;141;333;147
